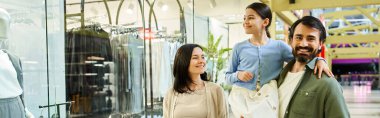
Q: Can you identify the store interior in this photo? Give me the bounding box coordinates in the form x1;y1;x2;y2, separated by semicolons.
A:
0;0;379;118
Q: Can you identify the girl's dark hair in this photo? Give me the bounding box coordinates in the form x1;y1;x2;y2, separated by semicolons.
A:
246;2;272;38
173;44;208;93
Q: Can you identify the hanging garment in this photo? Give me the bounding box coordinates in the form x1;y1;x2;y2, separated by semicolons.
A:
110;32;144;114
65;26;113;115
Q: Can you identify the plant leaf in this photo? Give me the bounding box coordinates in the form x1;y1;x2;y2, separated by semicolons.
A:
214;35;223;50
218;48;232;56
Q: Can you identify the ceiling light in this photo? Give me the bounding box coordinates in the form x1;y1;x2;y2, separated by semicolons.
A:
127;3;134;14
162;4;168;11
209;0;216;8
157;1;168;11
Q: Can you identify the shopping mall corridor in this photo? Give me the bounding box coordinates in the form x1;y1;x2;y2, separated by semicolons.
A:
343;84;380;118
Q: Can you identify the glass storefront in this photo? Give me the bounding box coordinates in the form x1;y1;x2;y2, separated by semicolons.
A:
0;0;231;117
62;0;231;117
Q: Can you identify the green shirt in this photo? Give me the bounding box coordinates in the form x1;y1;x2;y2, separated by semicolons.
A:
277;58;350;118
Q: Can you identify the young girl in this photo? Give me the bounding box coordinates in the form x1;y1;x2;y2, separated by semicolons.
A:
225;2;333;118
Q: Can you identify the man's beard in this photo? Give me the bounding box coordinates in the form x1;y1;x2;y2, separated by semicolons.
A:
297;56;309;63
293;46;318;63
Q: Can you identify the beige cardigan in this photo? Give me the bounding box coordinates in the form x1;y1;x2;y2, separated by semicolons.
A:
163;81;228;118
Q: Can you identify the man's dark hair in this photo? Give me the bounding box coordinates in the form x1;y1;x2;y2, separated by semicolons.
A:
289;16;327;43
246;2;272;38
173;44;208;93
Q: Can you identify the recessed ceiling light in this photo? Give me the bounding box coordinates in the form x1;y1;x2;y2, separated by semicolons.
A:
127;3;134;14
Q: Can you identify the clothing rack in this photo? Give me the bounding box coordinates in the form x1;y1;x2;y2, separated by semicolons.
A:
111;27;139;34
153;33;185;43
69;24;109;39
109;27;141;41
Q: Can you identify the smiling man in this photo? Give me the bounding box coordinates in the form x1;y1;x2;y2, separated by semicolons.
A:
277;16;350;118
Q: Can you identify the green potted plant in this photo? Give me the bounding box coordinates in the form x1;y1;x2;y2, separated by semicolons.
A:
202;33;232;91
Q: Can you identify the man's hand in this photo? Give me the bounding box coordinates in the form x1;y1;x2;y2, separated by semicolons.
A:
237;71;254;82
314;59;334;79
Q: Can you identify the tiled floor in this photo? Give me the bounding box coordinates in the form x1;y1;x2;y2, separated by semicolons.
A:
343;84;380;118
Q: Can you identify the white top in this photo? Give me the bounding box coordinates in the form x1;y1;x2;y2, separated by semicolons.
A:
0;50;22;98
278;70;305;118
173;88;208;118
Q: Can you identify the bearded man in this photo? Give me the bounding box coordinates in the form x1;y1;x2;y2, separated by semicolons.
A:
277;16;350;118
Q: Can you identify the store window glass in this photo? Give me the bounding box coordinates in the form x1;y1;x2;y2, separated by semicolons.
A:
65;0;144;117
63;0;236;117
0;0;65;118
64;0;189;117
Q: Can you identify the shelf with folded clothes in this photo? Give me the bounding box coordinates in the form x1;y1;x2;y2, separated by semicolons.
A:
64;52;108;55
65;62;93;66
66;62;111;74
65;65;111;73
65;64;114;114
65;73;100;76
66;55;110;61
69;95;112;115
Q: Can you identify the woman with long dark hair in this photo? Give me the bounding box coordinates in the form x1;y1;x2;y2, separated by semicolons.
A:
163;44;227;118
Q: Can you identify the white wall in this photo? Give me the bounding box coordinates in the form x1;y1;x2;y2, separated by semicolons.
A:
209;18;229;48
228;23;250;48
